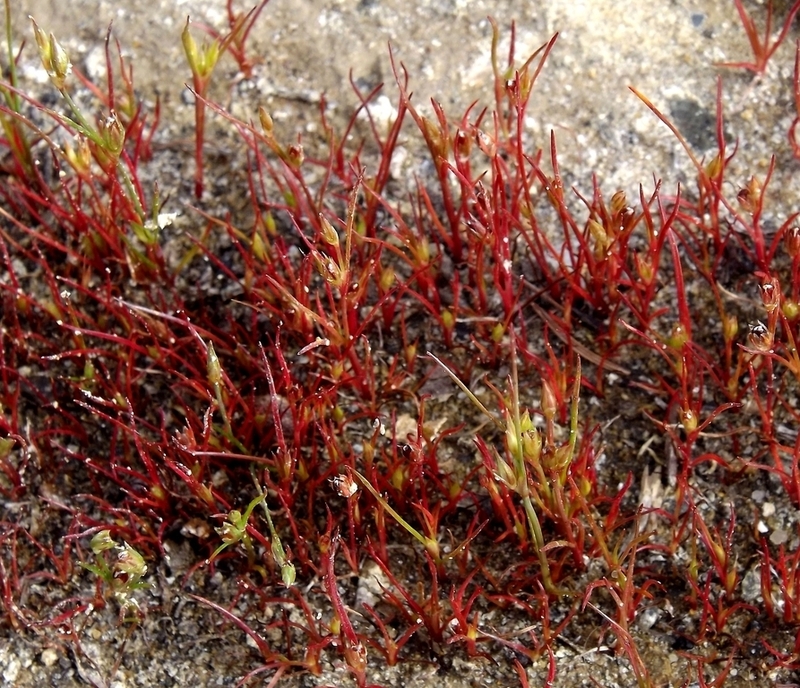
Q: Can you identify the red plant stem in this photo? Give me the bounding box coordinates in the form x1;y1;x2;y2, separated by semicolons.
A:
192;79;206;199
322;530;359;648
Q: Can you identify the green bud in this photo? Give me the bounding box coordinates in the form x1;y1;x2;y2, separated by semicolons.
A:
217;510;244;544
319;216;339;247
441;309;455;332
181;19;220;79
90;529;116;554
680;407;698;434
722;312;738;342
258;107;274;139
271;537;295;587
207;342;222;387
31;17;72;90
666;323;689;351
64;135;91;176
541;380;558;423
522;428;542;463
115;542;147;579
491;322;505;342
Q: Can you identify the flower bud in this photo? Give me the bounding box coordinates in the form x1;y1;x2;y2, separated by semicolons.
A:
207;341;222;387
421;115;446;158
98;111;126;158
522;428;542;463
667;323;689;351
541;380;558;423
491;322;505;343
404;343;417;370
258;107;274;139
758;275;781;313
270;536;295;587
454;129;471;158
216;511;243;544
747;321;773;352
737;177;762;214
634;251;653;284
90;529;116;554
379;265;395;292
64;134;91;176
704;153;722;180
441;309;455;332
182;19;220;79
785;226;800;258
680;407;698;434
115;542;147;579
252;229;268;262
415;237;430;264
331;474;358;498
492;452;518;491
587;219;610;253
287;144;304;168
505;422;520;458
610;190;628;216
472;129;494;159
31;18;72;90
783;300;800;320
312;250;342;287
319;215;339;248
722;312;738;342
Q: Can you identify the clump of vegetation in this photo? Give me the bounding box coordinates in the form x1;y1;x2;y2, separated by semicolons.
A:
2;1;800;686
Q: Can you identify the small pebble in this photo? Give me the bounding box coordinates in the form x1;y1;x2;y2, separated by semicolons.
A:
40;648;58;667
771;529;789;546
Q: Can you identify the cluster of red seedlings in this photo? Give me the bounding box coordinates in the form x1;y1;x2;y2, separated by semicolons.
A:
2;1;800;686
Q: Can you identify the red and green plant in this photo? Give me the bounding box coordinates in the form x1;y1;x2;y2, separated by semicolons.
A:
3;2;800;686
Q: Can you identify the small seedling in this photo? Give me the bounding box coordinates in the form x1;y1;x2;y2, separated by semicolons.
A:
81;529;149;620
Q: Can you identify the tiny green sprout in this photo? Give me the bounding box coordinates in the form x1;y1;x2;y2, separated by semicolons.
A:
82;530;149;617
270;535;296;588
247;469;296;587
131;220;160;247
210;493;264;564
